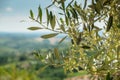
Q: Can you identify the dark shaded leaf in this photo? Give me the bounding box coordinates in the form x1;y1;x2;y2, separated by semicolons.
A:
103;0;113;6
94;26;102;31
94;0;103;14
65;16;69;26
83;0;87;9
117;24;120;29
58;13;64;15
106;72;111;80
30;10;34;19
38;6;42;23
83;23;87;31
61;2;65;10
66;9;70;19
106;15;113;32
81;45;90;49
71;7;78;20
41;33;58;39
76;33;82;45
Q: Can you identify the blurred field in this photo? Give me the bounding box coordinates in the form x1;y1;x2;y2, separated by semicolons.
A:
0;32;88;80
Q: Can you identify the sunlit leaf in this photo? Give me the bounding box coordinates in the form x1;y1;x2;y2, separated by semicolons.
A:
28;27;42;30
41;33;58;39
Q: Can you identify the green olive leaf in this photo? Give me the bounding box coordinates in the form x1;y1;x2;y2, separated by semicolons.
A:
38;6;42;23
30;10;34;19
54;48;60;60
65;16;69;26
60;25;65;32
46;8;50;26
50;12;56;30
28;27;42;30
41;33;58;39
58;36;67;44
81;45;91;49
106;15;113;32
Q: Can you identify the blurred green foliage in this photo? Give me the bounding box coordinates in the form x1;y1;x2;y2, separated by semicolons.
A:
0;33;71;80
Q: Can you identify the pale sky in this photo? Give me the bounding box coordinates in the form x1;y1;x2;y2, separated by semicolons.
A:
0;0;100;33
0;0;52;33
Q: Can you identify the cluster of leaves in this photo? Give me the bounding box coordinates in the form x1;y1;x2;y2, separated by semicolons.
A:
28;0;120;80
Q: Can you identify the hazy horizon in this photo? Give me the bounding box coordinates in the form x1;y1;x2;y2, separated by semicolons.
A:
0;0;52;33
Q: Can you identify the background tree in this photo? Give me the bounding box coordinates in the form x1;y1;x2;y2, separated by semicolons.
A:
28;0;120;80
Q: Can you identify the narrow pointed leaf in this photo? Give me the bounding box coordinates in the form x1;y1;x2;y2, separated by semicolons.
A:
65;16;69;26
38;6;42;23
58;13;64;15
106;15;113;32
41;33;58;39
106;72;111;80
30;10;34;19
66;9;70;18
46;8;49;26
28;27;42;30
37;65;48;74
54;48;60;60
49;11;56;29
52;15;56;29
62;2;65;10
59;36;67;44
83;0;87;9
